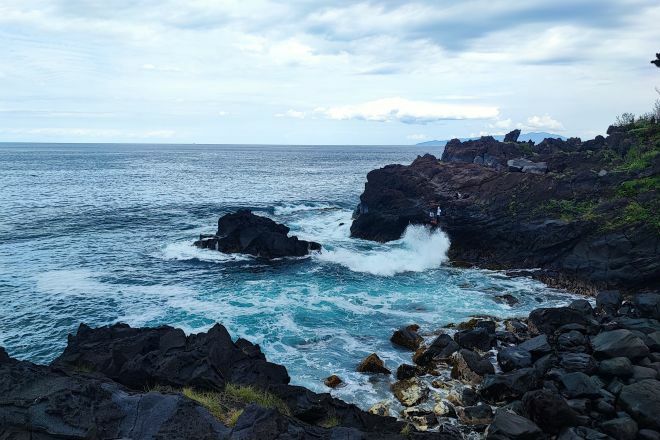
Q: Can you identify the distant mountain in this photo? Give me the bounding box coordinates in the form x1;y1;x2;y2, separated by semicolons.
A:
416;132;566;147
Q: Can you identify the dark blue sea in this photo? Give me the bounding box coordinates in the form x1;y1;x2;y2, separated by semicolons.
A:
0;143;576;408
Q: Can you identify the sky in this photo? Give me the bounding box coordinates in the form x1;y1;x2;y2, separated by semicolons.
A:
1;0;659;145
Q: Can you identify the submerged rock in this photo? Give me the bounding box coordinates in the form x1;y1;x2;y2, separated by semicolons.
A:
194;209;321;258
391;325;423;350
324;374;342;388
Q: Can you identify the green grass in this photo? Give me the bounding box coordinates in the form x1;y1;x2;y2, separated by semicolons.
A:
617;176;660;197
144;384;290;428
542;199;598;222
318;416;340;428
604;201;660;231
400;423;412;437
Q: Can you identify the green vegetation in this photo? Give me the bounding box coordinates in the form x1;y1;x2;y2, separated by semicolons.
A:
617;176;660;197
318;416;340;428
145;383;290;428
604;201;660;231
400;423;412;437
542;199;598;222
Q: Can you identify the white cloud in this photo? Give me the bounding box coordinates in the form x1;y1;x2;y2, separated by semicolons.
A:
520;115;565;131
407;133;427;140
275;109;306;119
320;97;499;124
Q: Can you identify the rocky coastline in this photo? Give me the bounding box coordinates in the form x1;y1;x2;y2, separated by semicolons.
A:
350;122;659;293
2;291;659;439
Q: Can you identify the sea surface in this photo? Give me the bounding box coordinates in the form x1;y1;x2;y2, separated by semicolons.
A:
0;143;577;408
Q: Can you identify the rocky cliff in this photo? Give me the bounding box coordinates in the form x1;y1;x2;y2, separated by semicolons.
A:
351;121;660;292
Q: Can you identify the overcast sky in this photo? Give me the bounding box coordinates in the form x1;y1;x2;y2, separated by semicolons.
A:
1;0;659;144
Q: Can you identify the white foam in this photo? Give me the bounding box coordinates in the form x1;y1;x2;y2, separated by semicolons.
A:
160;241;250;262
273;202;337;216
316;224;450;276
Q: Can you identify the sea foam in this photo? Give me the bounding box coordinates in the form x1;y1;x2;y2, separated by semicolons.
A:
316;224;450;276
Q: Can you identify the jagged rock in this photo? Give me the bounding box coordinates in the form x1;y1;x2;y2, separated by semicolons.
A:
497;346;532;372
456;403;494;425
528;307;594;335
518;334;552;358
559;352;598;374
596;291;622;315
486;411;542;439
635;293;660;320
507;158;548;174
391;325;423;350
569;299;594;315
54;322;289;391
505;319;528;335
591;329;650;360
451;349;495;384
522;389;577;433
454;327;495;351
391;378;429;407
600;416;638;440
433;399;456;417
397;363;423;380
446;386;479;407
560;372;602;398
413;333;460;365
194;210;321;258
357;353;391;375
480;368;539;403
558;330;589;353
324;374;342;388
504;129;521;143
367;400;391;417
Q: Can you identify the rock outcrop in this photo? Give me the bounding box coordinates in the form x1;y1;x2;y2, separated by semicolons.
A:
195;209;321;259
2;323;438;439
351;122;660;291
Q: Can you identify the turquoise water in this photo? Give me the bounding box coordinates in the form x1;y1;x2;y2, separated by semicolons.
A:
0;143;576;408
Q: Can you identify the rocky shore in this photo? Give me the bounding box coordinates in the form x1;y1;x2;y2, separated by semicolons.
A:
2;291;659;439
353;290;660;439
351;121;659;293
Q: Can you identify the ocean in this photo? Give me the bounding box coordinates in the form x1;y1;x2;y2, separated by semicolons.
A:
0;143;576;409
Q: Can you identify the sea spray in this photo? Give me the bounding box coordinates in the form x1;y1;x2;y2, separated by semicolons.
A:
316;224;450;276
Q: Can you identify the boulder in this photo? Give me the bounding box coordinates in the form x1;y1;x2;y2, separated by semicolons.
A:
356;353;391;375
635;293;660;320
522;389;577;434
413;333;460;365
598;357;632;377
600;417;638;440
451;349;495;384
456;403;493;425
558;330;589;353
454;327;495;351
391;325;423;350
194;210;321;258
507;158;548;174
596;290;622;315
528;307;594;335
518;334;552;358
396;363;423;380
54;322;289;391
323;374;342;388
495;294;520;307
486;411;542;440
559;352;598;374
367;400;390;417
591;329;650;360
497;346;533;372
569;299;594;315
390;377;429;407
559;372;602;398
480;368;539;403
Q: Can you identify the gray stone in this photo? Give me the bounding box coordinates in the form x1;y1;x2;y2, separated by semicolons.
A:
592;329;649;360
619;379;660;430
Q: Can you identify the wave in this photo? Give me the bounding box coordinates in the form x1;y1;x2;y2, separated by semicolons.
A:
316;224;450;276
273;202;338;216
161;241;250;262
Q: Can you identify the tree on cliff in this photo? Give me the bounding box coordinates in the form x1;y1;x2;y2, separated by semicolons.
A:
652;53;660;68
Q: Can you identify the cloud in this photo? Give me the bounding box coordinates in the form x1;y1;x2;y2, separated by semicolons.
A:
407;133;427;140
320;97;499;124
520;115;565;131
275;109;306;119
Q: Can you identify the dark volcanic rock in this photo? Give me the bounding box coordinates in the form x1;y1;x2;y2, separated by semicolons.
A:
518;334;552;358
454;327;495;351
600;417;638;440
528;307;594;335
559;352;598;374
591;329;650;360
497;346;533;372
486;411;542;440
559;372;602;398
357;353;391;375
635;293;660;320
522;389;577;434
391;325;423;350
596;290;622;315
54;322;289;391
598;357;633;377
619;379;660;430
414;333;460;365
451;349;495;384
350;126;660;290
480;368;538;403
194;209;321;258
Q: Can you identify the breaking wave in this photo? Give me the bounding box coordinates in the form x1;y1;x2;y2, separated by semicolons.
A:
316;224;450;276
